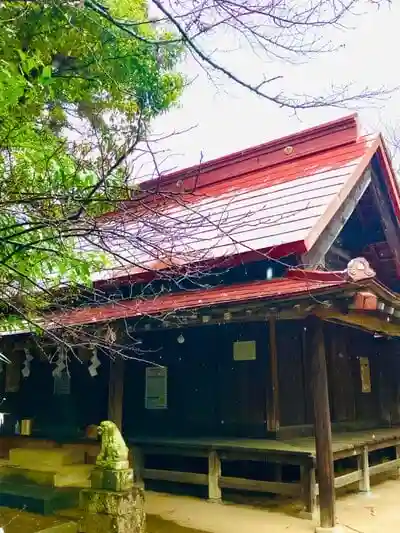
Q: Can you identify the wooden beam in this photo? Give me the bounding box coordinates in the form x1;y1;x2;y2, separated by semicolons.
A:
143;468;208;485
314;308;400;337
307;316;336;530
329;245;352;262
370;169;400;276
219;476;301;497
108;357;125;430
132;307;310;333
335;470;362;489
369;457;400;476
302;168;371;268
267;317;280;432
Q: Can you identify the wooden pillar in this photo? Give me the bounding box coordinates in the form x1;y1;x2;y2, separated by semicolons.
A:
394;444;400;479
300;463;317;520
131;446;145;488
307;316;336;530
357;446;370;493
108;357;125;431
267;317;280;432
208;450;222;502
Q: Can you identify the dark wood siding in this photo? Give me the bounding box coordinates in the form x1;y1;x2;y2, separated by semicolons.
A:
123;321;269;438
277;320;308;427
325;324;356;423
325;325;400;429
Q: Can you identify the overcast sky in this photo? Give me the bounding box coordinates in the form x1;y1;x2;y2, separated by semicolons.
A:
142;1;400;177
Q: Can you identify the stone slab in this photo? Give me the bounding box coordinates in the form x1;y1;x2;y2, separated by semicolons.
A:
90;468;133;492
82;511;145;533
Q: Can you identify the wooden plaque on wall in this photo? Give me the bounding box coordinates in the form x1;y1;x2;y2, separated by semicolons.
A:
233;340;256;361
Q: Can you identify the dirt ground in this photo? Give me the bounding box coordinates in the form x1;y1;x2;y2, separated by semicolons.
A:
0;508;207;533
145;479;400;533
2;479;400;533
0;507;67;533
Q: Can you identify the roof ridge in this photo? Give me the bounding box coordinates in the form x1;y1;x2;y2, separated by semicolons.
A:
137;113;360;196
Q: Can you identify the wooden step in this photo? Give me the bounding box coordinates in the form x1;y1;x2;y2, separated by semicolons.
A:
0;463;93;488
0;481;80;515
9;447;85;469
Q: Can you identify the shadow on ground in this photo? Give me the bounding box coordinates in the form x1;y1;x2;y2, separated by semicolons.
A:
148;514;208;533
0;507;207;533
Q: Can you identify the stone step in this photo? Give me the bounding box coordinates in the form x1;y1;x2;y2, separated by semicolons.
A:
55;465;93;488
55;508;85;533
39;523;78;533
55;508;85;521
9;447;85;469
0;463;93;488
0;481;80;515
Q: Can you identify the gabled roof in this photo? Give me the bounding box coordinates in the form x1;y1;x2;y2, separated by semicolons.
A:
91;114;400;284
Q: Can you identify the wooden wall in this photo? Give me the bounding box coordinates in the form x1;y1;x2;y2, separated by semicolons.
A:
0;345;109;437
2;318;400;441
123;321;270;438
326;324;400;429
276;321;400;432
277;320;311;427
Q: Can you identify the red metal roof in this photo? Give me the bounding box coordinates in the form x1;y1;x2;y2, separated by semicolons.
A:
50;275;348;328
86;114;400;284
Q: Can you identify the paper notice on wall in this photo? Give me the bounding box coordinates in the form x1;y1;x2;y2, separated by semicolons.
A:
360;357;371;393
145;366;167;409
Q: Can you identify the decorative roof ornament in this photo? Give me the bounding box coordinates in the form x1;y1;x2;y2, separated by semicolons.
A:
346;257;376;282
283;145;294;155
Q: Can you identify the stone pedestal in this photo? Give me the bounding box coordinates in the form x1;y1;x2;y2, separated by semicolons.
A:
79;467;145;533
80;486;145;533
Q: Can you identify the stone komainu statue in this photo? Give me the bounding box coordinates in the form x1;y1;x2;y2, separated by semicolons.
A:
96;420;129;470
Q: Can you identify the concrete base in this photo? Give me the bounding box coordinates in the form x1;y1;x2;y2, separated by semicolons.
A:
207;498;222;504
298;509;318;521
315;526;344;533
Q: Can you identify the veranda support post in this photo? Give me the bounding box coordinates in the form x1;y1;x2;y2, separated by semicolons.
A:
307;316;337;532
108;357;125;431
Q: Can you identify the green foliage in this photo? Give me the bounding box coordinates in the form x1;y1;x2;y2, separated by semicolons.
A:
0;0;184;330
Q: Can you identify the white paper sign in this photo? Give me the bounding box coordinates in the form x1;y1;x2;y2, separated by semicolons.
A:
145;366;167;409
